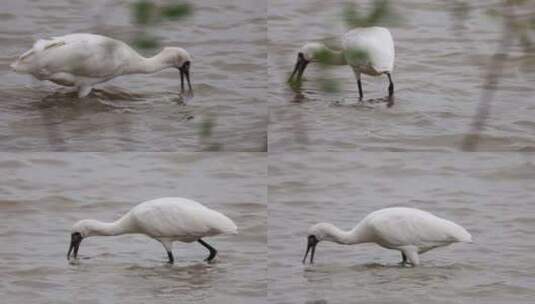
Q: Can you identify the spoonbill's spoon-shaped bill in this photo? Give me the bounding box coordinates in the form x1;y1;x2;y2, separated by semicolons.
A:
289;27;395;99
11;33;193;98
303;207;472;266
67;197;237;264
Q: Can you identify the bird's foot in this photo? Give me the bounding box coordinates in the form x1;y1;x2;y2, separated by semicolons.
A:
77;86;93;98
386;95;395;108
398;261;414;268
204;251;217;264
166;251;174;264
204;252;217;263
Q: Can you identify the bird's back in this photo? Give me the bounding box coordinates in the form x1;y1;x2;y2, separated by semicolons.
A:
343;27;394;74
129;197;237;241
11;33;135;79
363;207;471;250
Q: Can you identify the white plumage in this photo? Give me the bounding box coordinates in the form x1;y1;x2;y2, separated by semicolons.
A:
303;207;472;266
11;33;193;98
67;197;237;263
343;27;394;76
289;26;395;99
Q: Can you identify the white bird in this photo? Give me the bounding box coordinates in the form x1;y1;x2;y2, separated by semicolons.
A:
67;197;237;264
303;207;472;266
289;26;395;99
11;33;193;98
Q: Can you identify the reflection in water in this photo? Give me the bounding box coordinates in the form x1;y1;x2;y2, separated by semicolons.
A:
19;86;198;151
331;95;395;108
35;89;137;151
130;263;218;293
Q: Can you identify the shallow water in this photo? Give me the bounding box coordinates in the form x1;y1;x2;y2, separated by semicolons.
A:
0;153;267;303
268;0;535;151
0;0;267;151
268;153;535;304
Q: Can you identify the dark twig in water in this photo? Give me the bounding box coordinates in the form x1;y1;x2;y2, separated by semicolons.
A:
461;2;515;151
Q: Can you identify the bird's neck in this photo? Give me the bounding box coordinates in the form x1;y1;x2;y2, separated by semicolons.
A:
127;52;173;74
86;216;133;237
319;48;347;66
327;223;371;245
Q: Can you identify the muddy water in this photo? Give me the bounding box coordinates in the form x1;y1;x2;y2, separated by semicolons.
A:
0;153;267;303
268;0;535;151
268;153;535;304
0;0;266;151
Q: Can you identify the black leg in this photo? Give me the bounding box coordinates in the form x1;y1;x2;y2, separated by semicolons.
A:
387;72;394;97
198;239;217;262
357;79;363;100
167;250;174;264
400;252;407;265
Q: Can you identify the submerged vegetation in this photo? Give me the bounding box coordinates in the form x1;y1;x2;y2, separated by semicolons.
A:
343;0;400;28
131;0;193;50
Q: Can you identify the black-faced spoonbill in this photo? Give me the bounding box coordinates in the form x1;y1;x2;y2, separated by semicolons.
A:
11;33;193;98
303;207;472;266
67;197;237;264
289;27;395;99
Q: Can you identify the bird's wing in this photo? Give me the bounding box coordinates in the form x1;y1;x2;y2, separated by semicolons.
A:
368;211;462;248
28;34;126;78
131;198;236;240
343;28;394;72
319;35;344;51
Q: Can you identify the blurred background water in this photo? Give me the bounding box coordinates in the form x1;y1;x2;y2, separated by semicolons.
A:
0;153;267;303
268;0;535;151
0;0;267;151
268;152;535;304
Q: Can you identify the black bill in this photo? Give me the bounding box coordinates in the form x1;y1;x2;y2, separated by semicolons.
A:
288;53;309;83
179;61;193;96
67;232;82;260
302;235;319;264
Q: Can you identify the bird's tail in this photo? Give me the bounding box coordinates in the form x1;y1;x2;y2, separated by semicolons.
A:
458;229;473;243
446;219;472;243
227;224;238;235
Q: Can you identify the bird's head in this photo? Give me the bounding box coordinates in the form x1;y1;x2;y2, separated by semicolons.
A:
67;219;98;260
299;42;328;62
302;222;339;264
288;43;328;83
161;47;193;96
